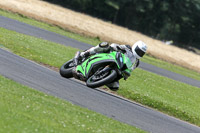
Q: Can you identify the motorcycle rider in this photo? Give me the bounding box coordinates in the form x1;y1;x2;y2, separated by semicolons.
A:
73;41;147;91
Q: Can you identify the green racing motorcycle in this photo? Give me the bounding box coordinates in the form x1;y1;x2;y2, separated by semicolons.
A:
60;50;135;89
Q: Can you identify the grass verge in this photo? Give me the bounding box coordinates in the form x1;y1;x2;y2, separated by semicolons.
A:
0;75;144;133
118;69;200;126
0;27;200;126
0;9;200;81
0;27;77;67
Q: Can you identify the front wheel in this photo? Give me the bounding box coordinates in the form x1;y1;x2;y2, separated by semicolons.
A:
86;68;117;88
60;59;74;78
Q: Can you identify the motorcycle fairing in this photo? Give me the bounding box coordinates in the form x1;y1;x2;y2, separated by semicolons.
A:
76;51;133;79
76;51;120;78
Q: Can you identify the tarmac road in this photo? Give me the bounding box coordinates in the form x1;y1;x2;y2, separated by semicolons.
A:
0;15;199;88
1;48;200;133
0;15;200;132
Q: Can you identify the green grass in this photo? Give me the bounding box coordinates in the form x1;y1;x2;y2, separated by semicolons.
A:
0;75;144;133
1;27;200;126
0;27;77;67
0;9;200;81
118;69;200;126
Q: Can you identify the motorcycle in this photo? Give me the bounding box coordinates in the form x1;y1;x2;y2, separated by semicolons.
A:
60;50;134;88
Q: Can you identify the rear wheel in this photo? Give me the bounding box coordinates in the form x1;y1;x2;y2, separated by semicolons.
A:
86;68;117;88
60;59;74;78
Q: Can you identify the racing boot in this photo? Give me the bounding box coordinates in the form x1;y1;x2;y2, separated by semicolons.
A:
73;51;81;66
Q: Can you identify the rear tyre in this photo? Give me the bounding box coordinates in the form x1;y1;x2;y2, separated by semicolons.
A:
60;59;74;78
86;68;117;88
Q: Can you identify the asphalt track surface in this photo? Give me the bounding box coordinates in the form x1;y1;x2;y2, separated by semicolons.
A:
1;48;200;133
0;16;200;132
0;16;199;88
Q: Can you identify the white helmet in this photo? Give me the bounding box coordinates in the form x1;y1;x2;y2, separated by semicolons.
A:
132;41;147;59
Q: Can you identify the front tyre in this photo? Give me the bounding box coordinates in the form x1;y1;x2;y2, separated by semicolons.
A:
60;59;74;78
86;68;117;88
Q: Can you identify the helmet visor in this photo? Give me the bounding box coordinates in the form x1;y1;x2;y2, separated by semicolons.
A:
135;46;145;57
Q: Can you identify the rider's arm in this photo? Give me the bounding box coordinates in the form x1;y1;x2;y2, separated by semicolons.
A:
110;43;131;53
124;59;140;80
133;59;140;70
